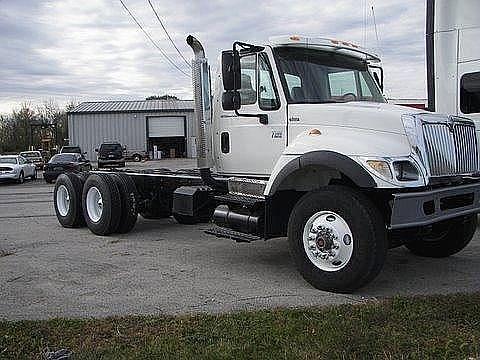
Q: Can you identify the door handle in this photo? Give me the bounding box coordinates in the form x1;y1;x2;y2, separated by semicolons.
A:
221;132;230;153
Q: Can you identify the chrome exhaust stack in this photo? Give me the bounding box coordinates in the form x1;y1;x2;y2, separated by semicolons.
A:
187;35;225;191
187;35;213;170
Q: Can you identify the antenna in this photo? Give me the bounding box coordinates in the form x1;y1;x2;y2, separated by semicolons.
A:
371;5;381;55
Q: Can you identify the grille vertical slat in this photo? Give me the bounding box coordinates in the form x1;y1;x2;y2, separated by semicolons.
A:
422;121;478;176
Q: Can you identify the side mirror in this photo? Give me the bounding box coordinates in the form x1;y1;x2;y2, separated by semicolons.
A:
222;50;241;91
222;91;241;111
83;152;87;155
123;146;127;151
94;148;98;152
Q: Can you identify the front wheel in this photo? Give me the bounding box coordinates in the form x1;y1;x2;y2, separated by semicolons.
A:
17;171;24;184
288;186;387;293
405;215;477;258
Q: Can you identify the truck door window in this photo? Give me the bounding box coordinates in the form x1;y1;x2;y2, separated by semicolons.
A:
359;73;373;98
460;72;480;114
258;53;280;110
239;54;257;105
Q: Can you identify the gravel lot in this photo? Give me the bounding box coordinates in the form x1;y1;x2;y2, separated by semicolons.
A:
1;159;479;320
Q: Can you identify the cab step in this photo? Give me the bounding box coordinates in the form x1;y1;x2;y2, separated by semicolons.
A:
205;226;262;243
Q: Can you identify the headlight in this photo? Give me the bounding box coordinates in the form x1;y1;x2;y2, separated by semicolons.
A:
393;161;419;181
366;160;392;179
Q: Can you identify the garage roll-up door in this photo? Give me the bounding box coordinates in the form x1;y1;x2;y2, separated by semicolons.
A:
148;116;185;137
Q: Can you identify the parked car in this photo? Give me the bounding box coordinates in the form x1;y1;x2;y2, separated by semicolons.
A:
60;146;83;154
19;150;45;170
0;155;37;183
43;153;92;183
124;149;149;162
96;142;126;168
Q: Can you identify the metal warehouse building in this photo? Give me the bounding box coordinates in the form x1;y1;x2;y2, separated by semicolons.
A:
68;99;195;161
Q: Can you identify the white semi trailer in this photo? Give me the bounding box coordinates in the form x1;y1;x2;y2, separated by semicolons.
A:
427;0;480;123
52;2;480;293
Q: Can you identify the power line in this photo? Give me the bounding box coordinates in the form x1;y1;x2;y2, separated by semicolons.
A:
118;0;191;78
146;0;191;68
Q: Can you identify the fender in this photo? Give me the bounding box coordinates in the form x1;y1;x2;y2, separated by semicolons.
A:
265;150;376;196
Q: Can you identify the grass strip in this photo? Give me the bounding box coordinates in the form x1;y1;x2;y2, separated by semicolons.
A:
1;293;479;359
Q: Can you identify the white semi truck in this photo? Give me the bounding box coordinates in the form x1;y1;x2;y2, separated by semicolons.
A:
53;1;480;293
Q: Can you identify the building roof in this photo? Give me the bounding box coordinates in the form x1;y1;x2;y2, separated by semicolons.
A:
69;99;194;114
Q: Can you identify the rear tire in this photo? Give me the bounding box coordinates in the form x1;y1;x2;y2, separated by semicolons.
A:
288;186;387;293
54;173;85;228
132;154;141;162
110;173;138;233
82;173;121;236
405;215;477;257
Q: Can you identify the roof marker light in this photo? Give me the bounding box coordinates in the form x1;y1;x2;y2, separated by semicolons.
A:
290;35;301;41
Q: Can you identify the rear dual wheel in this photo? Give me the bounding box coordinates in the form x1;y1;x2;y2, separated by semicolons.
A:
54;173;87;228
82;173;138;235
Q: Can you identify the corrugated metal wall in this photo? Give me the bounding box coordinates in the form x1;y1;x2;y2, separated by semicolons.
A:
68;111;195;161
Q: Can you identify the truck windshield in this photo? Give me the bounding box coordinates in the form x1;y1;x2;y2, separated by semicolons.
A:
273;47;385;104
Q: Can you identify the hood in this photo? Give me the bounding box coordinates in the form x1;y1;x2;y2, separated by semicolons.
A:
288;101;423;135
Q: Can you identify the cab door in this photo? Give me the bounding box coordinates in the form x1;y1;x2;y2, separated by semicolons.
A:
215;50;287;177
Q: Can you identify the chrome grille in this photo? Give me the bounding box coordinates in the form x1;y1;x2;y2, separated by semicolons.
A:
422;121;478;176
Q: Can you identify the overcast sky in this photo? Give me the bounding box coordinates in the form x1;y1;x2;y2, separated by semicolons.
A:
0;0;427;113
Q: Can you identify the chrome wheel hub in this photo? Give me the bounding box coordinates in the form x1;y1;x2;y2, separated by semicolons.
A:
303;211;353;272
86;186;103;223
56;185;70;217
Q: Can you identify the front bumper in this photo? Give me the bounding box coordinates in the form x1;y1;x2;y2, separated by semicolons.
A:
0;172;18;181
390;182;480;229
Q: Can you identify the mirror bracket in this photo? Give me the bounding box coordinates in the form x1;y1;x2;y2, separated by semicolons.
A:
369;65;384;92
234;110;268;125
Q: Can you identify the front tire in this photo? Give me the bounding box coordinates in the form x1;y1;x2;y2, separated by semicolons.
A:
405;215;477;258
17;171;24;184
288;186;387;293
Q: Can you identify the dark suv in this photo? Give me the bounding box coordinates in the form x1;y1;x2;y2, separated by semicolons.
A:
96;142;125;168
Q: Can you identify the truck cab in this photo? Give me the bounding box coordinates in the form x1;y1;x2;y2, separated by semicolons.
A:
213;36;388;177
